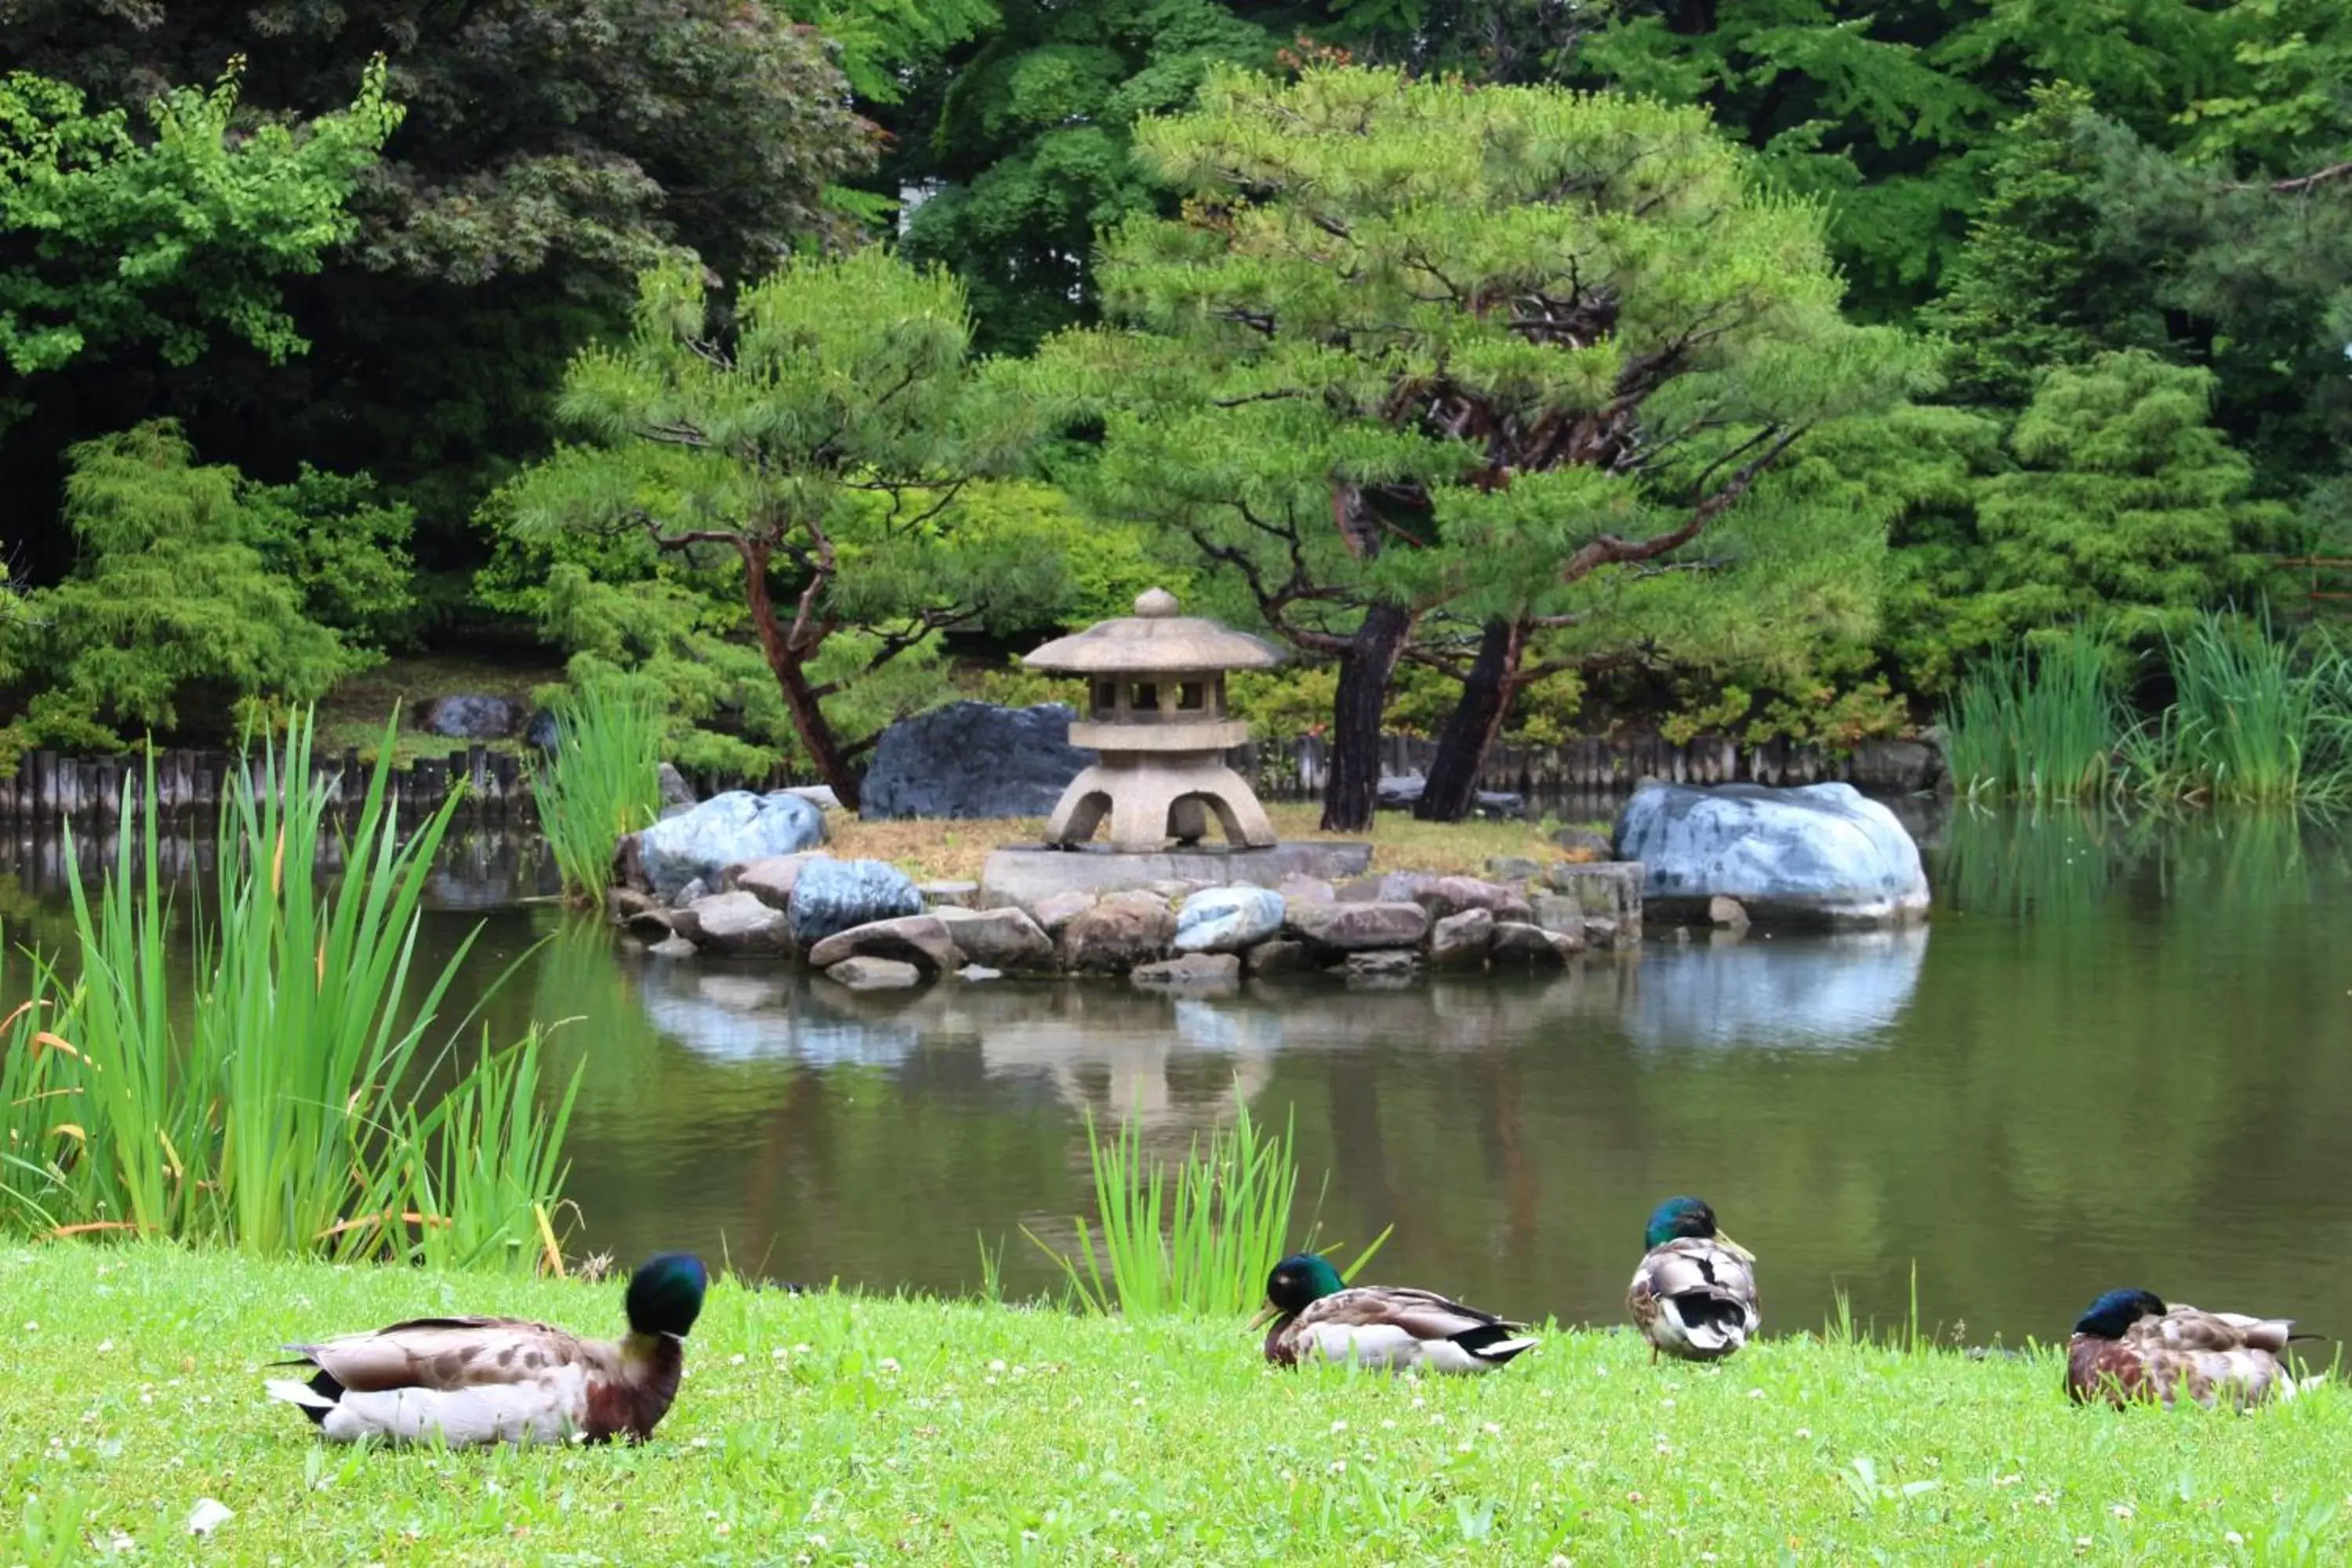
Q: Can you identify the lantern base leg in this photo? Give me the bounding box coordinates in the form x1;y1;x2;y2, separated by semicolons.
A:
1043;757;1279;852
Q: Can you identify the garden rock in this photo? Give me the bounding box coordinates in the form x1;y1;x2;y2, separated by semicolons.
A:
934;906;1056;972
1709;895;1752;929
825;956;922;991
1543;861;1644;925
787;858;924;946
1529;893;1583;938
1485;855;1542;882
920;880;979;908
1059;900;1176;975
1491;921;1580;967
736;853;826;911
670;877;708;910
683;891;794;956
1428;908;1494;968
621;905;676;942
524;708;561;751
1027;889;1098;935
806;914;960;975
1245;938;1316;977
1375;772;1526;818
859;702;1096;819
1376;872;1530;923
1172;886;1286;953
1613;782;1930;926
1848;738;1944;793
657;763;696;815
1339;949;1420;985
641;791;828;900
1287;900;1430;951
608;887;659;922
422;695;521;739
1131;952;1243;988
1276;873;1335;906
648;935;698;960
1583;916;1621;949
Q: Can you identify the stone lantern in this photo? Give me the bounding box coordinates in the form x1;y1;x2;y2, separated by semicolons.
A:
1023;588;1283;852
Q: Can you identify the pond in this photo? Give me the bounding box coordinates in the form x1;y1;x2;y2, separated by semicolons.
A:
5;806;2347;1348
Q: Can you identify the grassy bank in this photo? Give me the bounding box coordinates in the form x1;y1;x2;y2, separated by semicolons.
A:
8;1245;2347;1565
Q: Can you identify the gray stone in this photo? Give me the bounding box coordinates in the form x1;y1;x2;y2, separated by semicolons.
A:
670;877;709;909
737;853;827;911
1376;772;1525;818
1582;916;1621;949
1377;872;1530;923
1543;861;1646;929
1332;873;1385;902
1613;782;1930;927
957;964;1004;982
648;935;699;960
787;858;924;946
641;790;828;900
860;702;1097;819
1529;893;1584;938
1148;878;1203;901
1490;920;1579;967
1131;952;1243;988
1848;738;1944;794
1338;949;1421;985
524;708;561;751
920;880;980;909
1549;826;1615;861
1059;900;1177;975
783;784;841;811
1172;886;1286;953
658;762;697;812
1485;856;1543;882
978;842;1374;911
825;956;922;991
1708;895;1751;929
1287;900;1430;951
934;906;1057;972
684;891;794;956
622;905;676;942
806;913;960;975
1245;938;1317;977
612;832;646;893
1427;907;1494;969
422;695;521;739
1275;873;1335;906
1027;890;1098;936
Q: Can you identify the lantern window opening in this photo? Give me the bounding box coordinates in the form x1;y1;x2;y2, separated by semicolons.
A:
1178;681;1205;713
1132;682;1160;712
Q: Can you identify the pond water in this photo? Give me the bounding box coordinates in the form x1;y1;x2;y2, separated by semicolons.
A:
5;807;2347;1348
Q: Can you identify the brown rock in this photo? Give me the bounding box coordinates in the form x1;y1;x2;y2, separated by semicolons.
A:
1379;872;1531;923
935;906;1057;972
682;891;795;956
1427;907;1494;969
824;956;922;990
1028;889;1099;936
1275;874;1336;906
1245;938;1316;977
806;913;960;975
1059;900;1177;975
737;853;828;912
1490;920;1581;967
1131;953;1243;988
1286;900;1430;951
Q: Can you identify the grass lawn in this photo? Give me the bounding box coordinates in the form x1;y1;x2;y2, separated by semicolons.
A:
8;1245;2346;1565
831;803;1606;885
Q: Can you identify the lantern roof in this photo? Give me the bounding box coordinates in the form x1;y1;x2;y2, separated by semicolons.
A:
1022;588;1284;675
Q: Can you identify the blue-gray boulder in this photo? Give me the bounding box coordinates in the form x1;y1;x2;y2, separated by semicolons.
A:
423;695;521;739
787;858;924;946
859;702;1096;819
1613;782;1929;927
639;790;828;901
524;709;561;751
1171;886;1285;953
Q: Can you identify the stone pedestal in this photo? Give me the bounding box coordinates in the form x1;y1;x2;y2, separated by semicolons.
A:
979;842;1372;910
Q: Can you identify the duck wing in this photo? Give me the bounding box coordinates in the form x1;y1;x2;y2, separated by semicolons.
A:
1300;1286;1527;1340
1628;1240;1761;1358
2104;1307;2297;1408
285;1316;616;1393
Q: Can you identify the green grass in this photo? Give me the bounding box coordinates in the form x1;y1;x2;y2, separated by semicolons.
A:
3;713;575;1268
527;684;664;905
2124;612;2352;806
8;1243;2352;1565
1944;626;2125;804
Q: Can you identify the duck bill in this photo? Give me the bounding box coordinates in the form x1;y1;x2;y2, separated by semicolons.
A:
1715;1231;1758;1264
1247;1302;1279;1330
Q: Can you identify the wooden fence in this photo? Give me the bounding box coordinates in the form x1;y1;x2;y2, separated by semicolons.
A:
0;729;1935;826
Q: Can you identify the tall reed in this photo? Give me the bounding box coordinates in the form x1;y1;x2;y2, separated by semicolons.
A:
1942;626;2125;803
529;683;665;905
2126;611;2352;805
1026;1090;1389;1318
8;712;578;1267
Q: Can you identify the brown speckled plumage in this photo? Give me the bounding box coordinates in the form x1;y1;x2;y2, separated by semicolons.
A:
2066;1305;2299;1410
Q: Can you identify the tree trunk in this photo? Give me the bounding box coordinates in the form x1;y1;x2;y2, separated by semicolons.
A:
1415;617;1525;822
739;539;865;811
1320;600;1411;833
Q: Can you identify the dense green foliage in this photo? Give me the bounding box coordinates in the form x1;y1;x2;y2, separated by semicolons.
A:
2;2;2348;779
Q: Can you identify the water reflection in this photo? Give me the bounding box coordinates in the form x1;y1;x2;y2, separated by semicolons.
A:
5;807;2350;1345
1624;928;1926;1051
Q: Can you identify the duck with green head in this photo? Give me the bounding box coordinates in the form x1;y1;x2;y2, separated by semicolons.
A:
2066;1287;2313;1410
1251;1253;1538;1374
265;1253;708;1445
1627;1196;1759;1363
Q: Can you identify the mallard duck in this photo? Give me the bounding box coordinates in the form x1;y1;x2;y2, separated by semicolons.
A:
1626;1196;1760;1363
264;1253;707;1445
2066;1288;2313;1410
1250;1253;1537;1374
